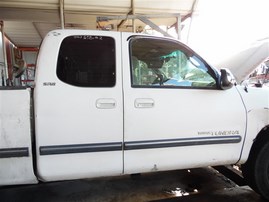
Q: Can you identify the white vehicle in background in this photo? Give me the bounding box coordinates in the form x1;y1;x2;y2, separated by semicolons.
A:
0;30;268;200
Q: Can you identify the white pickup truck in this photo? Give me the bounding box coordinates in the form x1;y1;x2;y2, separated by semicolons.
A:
1;30;268;199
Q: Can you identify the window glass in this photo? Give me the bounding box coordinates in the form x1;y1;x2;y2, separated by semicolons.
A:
57;36;116;87
130;38;216;88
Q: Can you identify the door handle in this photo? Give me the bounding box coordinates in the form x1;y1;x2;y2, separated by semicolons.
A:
96;98;116;109
135;98;154;108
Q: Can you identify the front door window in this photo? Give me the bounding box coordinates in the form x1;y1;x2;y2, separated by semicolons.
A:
130;37;217;88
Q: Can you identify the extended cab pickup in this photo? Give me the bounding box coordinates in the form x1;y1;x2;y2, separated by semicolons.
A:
0;30;269;199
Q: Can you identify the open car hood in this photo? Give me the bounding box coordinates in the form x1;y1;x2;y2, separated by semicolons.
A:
216;39;269;82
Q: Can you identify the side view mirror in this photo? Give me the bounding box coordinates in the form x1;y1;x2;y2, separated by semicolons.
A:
254;80;263;88
220;68;236;90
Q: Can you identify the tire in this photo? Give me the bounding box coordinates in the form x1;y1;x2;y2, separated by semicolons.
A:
242;161;258;193
242;141;269;200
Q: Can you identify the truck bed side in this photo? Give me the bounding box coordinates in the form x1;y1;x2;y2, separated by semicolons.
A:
0;87;37;185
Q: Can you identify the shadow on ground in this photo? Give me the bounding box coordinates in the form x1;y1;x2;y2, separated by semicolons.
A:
0;167;266;202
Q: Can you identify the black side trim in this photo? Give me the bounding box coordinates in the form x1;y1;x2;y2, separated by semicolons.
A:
39;136;242;155
0;147;29;158
124;136;242;150
0;86;28;90
40;142;122;155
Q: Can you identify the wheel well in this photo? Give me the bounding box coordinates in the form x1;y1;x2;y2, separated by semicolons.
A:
241;126;269;194
248;126;269;160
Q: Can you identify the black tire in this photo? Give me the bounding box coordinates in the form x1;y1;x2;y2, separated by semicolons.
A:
242;141;269;200
242;160;258;193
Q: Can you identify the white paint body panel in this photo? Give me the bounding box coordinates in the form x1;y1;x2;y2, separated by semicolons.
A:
0;89;37;185
121;33;247;173
123;88;247;173
237;86;269;163
34;30;123;181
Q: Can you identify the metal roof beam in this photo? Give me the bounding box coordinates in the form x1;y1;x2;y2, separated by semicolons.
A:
98;13;181;38
137;16;173;38
97;13;181;22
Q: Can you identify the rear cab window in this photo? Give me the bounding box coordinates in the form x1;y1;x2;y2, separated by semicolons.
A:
57;35;116;87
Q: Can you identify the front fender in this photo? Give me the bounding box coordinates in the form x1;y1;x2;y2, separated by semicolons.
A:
237;86;269;163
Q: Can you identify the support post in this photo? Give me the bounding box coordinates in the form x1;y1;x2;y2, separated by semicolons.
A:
176;14;181;40
131;0;135;33
59;0;65;29
187;0;199;44
117;0;135;32
0;21;8;86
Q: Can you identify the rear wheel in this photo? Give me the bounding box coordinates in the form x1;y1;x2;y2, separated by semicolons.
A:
242;141;269;200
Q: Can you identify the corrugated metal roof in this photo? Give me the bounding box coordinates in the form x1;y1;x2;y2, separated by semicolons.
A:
0;0;198;47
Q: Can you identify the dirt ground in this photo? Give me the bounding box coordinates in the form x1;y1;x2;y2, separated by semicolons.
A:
0;167;267;202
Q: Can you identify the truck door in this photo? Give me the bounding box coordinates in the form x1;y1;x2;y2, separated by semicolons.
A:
122;33;246;174
35;31;123;181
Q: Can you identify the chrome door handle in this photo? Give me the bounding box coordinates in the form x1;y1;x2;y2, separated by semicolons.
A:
135;98;154;108
96;98;116;109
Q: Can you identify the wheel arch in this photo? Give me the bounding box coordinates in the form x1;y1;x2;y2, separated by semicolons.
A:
241;125;269;199
243;125;269;164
